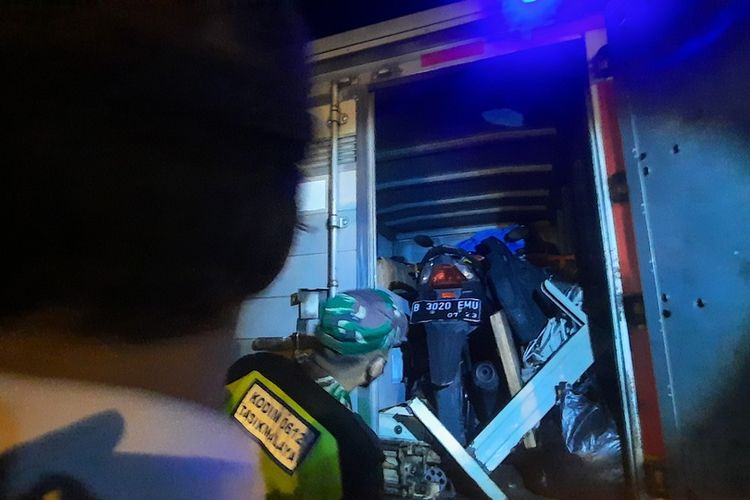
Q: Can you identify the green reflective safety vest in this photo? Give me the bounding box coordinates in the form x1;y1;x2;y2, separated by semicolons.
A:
226;370;342;499
225;353;384;500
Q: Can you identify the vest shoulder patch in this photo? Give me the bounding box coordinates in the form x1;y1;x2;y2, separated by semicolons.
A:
233;380;320;474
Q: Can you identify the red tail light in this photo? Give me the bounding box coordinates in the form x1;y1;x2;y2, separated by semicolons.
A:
429;264;466;289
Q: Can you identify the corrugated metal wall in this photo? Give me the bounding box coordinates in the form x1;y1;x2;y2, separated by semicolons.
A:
234;101;359;356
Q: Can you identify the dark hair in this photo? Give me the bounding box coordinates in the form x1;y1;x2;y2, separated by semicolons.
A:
0;2;310;340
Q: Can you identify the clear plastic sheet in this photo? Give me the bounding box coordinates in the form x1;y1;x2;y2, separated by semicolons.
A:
521;317;575;382
521;284;583;382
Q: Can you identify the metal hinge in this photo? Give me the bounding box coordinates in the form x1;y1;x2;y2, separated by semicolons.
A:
644;456;669;499
623;293;646;329
590;45;612;81
608;171;630;204
327;105;348;127
327;214;349;229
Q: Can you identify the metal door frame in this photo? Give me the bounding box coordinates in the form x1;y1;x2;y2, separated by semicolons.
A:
584;29;648;497
319;11;649;494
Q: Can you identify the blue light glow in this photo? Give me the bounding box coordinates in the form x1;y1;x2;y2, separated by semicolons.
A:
502;0;562;31
482;108;524;128
669;0;747;65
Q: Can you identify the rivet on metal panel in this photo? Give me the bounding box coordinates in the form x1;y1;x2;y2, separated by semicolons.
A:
662;309;672;318
671;144;680;154
696;298;706;308
643;166;650;176
661;293;669;303
638;152;648;161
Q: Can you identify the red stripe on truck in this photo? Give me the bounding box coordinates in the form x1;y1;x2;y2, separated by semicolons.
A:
595;79;667;459
421;41;485;67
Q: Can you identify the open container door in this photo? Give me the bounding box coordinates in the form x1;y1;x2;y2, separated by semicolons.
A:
607;0;750;497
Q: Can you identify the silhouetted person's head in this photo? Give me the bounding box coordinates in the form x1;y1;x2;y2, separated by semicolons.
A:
0;2;310;342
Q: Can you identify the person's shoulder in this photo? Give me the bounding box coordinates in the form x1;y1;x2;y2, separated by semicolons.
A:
0;373;266;499
226;352;297;384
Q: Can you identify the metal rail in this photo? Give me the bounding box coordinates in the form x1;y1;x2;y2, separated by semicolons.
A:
377;190;550;216
384;205;547;227
376;164;552;191
327;81;341;297
377;128;557;162
309;0;486;62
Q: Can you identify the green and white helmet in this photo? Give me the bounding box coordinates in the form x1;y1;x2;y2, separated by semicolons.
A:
315;289;408;356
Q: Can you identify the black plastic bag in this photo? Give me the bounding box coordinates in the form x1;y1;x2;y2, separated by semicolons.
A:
560;378;624;486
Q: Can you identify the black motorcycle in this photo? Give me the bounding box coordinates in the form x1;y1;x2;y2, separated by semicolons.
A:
404;228;554;445
406;235;503;445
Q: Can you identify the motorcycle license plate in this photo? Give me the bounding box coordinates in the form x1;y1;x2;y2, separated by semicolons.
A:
410;299;482;324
